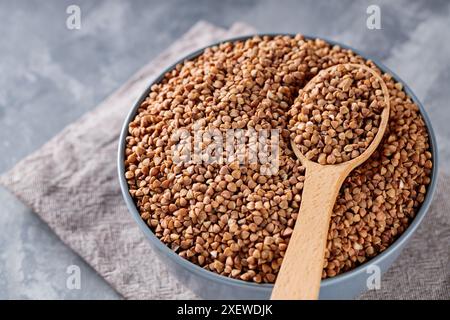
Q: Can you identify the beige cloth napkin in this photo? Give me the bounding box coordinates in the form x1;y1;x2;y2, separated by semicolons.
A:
1;21;448;300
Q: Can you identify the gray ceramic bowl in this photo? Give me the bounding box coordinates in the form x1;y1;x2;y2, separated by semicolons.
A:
118;34;439;299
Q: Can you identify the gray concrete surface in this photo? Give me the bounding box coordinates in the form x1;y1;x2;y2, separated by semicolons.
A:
0;0;449;299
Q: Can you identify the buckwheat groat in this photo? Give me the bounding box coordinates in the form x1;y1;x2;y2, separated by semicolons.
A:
124;35;432;282
288;64;387;165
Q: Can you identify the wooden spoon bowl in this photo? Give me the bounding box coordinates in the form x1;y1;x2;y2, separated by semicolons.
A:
271;63;390;300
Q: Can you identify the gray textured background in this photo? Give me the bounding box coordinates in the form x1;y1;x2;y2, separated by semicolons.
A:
0;0;449;299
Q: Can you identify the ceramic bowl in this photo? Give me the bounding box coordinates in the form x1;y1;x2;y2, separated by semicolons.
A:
118;34;439;299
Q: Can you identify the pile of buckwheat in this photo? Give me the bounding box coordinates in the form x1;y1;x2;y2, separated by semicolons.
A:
289;64;387;164
124;35;432;282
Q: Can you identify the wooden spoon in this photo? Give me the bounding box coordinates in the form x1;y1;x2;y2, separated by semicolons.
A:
271;63;390;300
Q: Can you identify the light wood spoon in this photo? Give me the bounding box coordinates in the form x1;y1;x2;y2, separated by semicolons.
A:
271;63;390;300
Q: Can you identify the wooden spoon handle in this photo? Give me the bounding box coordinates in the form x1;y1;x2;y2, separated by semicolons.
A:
271;162;350;300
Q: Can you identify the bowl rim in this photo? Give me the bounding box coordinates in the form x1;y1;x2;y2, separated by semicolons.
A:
117;33;439;292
